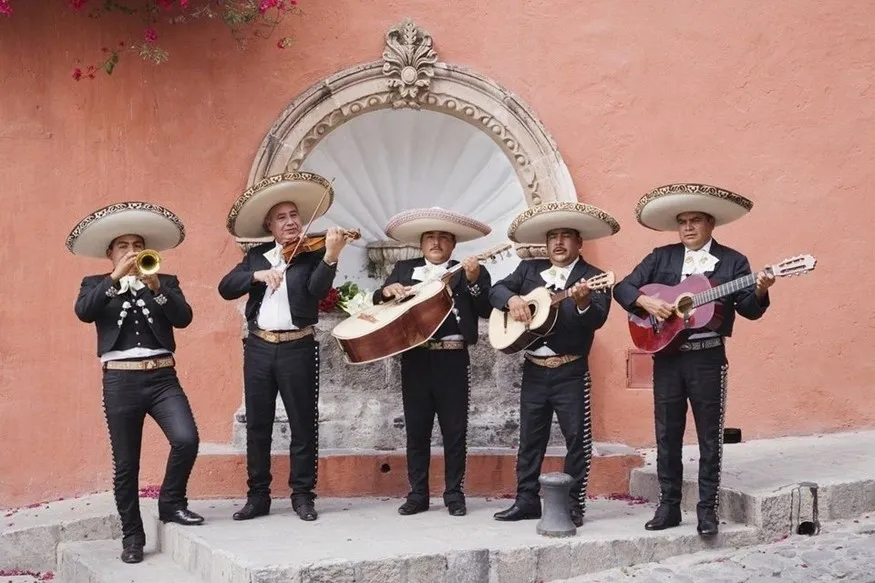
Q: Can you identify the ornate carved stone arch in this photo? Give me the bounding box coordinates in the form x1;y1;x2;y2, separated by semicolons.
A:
248;18;575;211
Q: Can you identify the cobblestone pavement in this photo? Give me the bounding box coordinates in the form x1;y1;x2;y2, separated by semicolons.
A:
563;516;875;583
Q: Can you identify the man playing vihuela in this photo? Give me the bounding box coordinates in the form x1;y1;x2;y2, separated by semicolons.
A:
373;207;493;517
219;172;351;523
69;202;203;564
489;201;619;528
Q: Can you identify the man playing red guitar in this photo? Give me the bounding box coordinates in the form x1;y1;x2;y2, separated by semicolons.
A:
613;183;775;537
489;201;620;528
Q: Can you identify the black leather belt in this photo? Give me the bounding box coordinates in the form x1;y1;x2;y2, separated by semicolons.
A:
678;337;724;352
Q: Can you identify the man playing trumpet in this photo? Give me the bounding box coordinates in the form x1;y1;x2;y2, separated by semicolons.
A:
68;202;203;564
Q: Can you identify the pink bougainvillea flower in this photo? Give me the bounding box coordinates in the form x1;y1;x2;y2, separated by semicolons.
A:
259;0;278;14
68;0;88;10
72;68;83;80
144;27;158;43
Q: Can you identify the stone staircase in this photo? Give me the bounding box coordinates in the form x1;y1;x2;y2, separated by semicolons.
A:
5;430;875;582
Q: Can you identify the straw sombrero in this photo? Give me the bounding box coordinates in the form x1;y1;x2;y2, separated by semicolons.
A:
507;201;620;244
636;183;753;231
226;172;334;238
385;207;491;246
65;201;185;259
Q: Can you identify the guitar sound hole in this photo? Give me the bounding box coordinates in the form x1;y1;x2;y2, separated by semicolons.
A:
527;303;536;316
676;296;693;316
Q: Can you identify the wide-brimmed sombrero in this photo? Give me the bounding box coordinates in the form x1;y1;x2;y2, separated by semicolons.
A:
65;201;185;259
507;201;620;244
226;171;334;238
636;183;753;231
385;207;491;246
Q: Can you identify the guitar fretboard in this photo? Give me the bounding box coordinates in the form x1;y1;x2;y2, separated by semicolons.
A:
692;274;756;307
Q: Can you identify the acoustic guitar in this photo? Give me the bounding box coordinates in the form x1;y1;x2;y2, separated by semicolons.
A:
627;254;817;353
331;243;513;365
487;271;616;354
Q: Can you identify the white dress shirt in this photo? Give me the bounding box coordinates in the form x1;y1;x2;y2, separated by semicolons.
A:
256;242;298;332
681;239;720;339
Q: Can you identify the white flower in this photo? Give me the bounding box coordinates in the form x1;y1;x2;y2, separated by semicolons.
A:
136;299;146;307
122;301;131;309
117;319;123;327
340;290;374;316
142;308;150;316
120;310;128;318
147;318;154;324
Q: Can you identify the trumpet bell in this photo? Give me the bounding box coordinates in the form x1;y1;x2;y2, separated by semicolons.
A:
136;249;161;276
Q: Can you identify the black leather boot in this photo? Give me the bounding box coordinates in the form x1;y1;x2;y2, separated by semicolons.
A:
644;504;681;531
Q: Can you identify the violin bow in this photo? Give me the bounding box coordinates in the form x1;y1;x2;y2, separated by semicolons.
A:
282;177;335;273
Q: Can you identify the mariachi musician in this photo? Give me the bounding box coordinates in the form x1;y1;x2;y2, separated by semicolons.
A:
613;183;775;536
68;202;202;564
373;207;492;517
218;172;352;522
489;201;619;528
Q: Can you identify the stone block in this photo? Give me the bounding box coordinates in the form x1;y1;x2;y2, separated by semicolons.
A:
444;549;489;583
404;554;447;583
488;547;537;583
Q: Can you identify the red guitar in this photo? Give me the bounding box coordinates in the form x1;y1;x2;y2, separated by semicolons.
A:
628;254;816;353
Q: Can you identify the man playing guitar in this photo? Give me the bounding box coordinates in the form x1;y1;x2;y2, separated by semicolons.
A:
374;207;493;517
489;201;620;528
612;183;775;536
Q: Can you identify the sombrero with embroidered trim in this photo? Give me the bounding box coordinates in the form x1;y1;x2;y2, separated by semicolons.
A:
506;201;620;244
226;171;334;238
65;201;185;259
636;183;753;231
385;207;491;246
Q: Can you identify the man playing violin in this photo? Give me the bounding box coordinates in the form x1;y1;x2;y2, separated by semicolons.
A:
219;173;350;522
373;207;492;517
488;202;619;528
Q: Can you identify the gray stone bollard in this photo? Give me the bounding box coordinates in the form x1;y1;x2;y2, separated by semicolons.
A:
536;472;577;537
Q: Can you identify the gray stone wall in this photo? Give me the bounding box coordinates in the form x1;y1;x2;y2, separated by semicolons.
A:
231;312;568;451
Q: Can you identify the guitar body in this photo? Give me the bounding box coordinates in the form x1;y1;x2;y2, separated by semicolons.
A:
488;287;560;354
628;274;722;354
331;280;454;364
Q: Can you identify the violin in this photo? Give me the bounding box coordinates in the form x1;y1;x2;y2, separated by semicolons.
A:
282;229;361;263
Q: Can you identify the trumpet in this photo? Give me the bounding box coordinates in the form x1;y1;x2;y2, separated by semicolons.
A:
135;249;161;276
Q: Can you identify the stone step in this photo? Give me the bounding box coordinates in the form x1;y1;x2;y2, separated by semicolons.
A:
58;539;200;583
628;430;875;536
154;497;761;583
0;493;122;573
187;443;644;501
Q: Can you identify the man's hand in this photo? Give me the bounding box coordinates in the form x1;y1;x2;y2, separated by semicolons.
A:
382;283;411;299
569;280;591;309
462;256;481;283
110;251;137;282
254;269;284;291
323;227;349;264
139;273;161;292
507;295;532;325
755;270;775;299
635;294;675;322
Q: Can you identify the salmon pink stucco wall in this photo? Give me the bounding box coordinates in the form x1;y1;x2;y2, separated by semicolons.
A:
1;1;873;507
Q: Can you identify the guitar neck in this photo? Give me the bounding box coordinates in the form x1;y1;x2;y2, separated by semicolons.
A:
549;288;573;307
691;272;758;307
